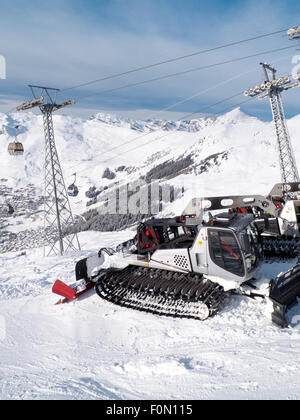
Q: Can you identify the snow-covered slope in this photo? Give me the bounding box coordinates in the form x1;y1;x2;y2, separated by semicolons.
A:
1;109;300;400
1;231;300;400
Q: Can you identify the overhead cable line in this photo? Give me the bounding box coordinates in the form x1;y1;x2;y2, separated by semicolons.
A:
0;94;33;116
82;96;257;179
65;51;294;177
69;91;244;178
60;27;289;93
1;104;21;116
65;67;257;176
74;45;295;102
108;93;244;160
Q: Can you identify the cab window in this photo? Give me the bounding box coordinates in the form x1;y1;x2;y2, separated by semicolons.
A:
208;229;244;276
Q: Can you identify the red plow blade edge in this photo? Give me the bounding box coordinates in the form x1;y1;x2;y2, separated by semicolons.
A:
52;280;76;301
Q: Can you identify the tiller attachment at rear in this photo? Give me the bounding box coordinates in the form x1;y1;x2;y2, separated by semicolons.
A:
269;264;300;328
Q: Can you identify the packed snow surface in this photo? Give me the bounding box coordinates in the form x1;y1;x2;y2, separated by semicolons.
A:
1;109;300;400
1;230;300;400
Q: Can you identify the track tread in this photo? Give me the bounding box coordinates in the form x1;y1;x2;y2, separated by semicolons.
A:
95;266;226;320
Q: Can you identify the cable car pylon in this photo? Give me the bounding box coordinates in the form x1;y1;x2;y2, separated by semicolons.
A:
244;64;300;188
17;86;81;256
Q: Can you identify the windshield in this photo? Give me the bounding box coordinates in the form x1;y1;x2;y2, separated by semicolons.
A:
238;222;262;272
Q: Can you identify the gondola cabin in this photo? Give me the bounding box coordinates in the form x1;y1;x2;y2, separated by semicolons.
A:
67;183;79;197
67;173;79;197
8;142;24;156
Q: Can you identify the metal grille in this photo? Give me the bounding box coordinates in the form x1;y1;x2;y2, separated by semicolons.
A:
174;255;189;269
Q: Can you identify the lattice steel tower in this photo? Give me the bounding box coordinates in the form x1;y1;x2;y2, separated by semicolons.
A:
244;64;300;185
17;86;81;256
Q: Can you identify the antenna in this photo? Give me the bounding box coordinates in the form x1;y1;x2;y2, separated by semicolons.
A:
17;86;80;256
244;65;300;187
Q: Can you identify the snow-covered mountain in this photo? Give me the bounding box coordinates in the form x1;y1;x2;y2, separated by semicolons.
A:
1;107;300;210
1;107;300;248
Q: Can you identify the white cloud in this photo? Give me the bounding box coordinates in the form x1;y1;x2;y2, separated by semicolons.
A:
0;0;299;119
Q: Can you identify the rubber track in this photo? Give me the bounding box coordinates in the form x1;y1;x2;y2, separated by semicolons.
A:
95;265;226;320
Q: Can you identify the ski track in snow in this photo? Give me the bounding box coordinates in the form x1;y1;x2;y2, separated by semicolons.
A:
1;231;300;400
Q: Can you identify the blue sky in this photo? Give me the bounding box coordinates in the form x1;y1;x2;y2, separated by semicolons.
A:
0;0;300;120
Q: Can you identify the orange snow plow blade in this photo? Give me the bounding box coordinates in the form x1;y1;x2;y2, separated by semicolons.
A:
52;280;76;301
